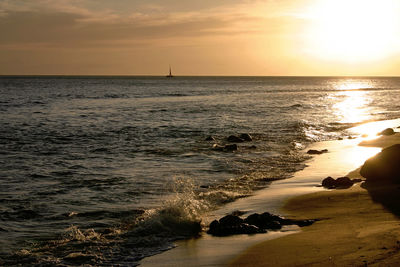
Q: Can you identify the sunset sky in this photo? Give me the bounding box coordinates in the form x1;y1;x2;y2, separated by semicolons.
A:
1;0;400;76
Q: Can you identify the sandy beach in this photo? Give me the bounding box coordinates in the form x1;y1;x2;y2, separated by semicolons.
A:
231;133;400;266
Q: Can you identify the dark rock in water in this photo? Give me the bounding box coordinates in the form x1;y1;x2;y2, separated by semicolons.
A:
248;145;257;149
293;219;317;227
205;136;216;141
244;213;282;230
322;176;336;188
307;149;328;155
207;215;265;236
378;128;395;136
212;144;238;152
209;220;219;230
219;215;243;226
239;133;253;142
224;144;238;151
238;223;264;235
322;176;359;189
360;144;400;182
212;144;224;151
208;212;317;236
227;135;244;143
335;177;353;187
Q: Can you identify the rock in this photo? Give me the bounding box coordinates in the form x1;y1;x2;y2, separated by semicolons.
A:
322;176;336;188
322;176;356;189
239;133;253;141
208;212;317;236
378;128;395;136
293;219;317;227
238;223;265;234
208;220;220;234
212;144;224;151
335;177;353;187
360;144;400;182
244;213;282;230
227;135;244;143
223;144;238;151
207;215;265;236
205;136;215;141
307;149;328;155
212;144;237;152
219;215;243;226
248;145;257;149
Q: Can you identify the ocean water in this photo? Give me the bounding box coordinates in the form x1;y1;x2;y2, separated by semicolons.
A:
1;76;400;265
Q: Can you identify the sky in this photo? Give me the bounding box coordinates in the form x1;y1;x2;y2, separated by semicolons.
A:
1;0;400;76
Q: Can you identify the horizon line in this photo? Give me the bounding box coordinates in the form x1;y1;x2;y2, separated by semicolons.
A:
1;74;400;78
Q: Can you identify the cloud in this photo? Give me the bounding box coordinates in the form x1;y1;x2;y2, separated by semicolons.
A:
0;0;305;50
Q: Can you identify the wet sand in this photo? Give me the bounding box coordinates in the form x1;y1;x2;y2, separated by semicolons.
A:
231;133;400;266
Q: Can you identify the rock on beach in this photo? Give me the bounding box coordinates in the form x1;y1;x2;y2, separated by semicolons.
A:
307;149;328;155
360;144;400;182
321;176;362;189
207;212;317;236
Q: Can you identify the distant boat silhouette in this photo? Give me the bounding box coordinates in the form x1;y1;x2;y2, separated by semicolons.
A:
166;65;174;78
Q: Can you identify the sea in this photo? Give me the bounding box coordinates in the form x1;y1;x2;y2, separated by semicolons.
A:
1;76;400;266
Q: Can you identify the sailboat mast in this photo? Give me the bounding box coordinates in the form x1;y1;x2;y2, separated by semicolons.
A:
166;64;173;77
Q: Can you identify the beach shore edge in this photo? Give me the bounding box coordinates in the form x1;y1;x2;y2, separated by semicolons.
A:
230;134;400;266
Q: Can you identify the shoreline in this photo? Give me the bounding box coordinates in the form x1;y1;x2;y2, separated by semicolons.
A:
140;137;381;266
230;133;400;266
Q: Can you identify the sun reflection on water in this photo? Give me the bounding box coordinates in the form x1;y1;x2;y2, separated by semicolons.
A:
335;81;373;91
331;80;380;139
333;90;372;124
331;80;399;140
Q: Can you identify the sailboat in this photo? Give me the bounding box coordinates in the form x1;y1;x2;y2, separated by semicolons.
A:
166;65;174;78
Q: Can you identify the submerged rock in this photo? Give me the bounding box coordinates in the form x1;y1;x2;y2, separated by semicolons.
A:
227;135;244;143
360;144;400;182
378;128;395;136
212;144;238;152
239;133;253;142
224;144;238;151
307;149;328;155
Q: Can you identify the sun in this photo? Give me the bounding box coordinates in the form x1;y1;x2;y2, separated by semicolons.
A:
305;0;400;63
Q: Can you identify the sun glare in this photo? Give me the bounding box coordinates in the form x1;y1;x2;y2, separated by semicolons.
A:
333;90;371;124
305;0;400;63
331;80;374;124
